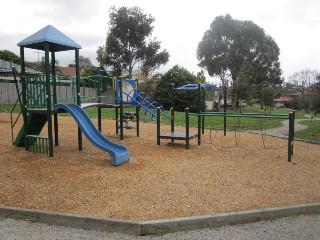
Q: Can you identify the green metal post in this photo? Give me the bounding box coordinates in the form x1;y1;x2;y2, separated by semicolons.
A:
171;83;175;142
136;106;140;137
197;84;201;145
197;83;201;113
291;110;295;155
20;47;28;150
75;49;82;151
170;83;175;108
98;107;102;132
52;52;59;146
202;86;205;134
186;108;190;149
157;107;161;145
224;86;227;136
197;114;201;145
45;43;53;157
115;107;119;134
51;52;57;105
97;72;102;132
119;80;124;140
288;112;293;162
171;108;175;143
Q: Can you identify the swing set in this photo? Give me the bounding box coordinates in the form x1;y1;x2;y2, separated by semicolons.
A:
204;113;270;149
157;83;295;162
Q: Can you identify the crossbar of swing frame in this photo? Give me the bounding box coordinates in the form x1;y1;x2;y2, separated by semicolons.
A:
189;112;289;119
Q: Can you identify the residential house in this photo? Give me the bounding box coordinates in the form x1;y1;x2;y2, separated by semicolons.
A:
274;96;292;108
56;66;76;77
0;59;41;104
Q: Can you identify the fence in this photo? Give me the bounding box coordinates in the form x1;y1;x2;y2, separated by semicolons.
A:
0;77;115;105
0;80;21;104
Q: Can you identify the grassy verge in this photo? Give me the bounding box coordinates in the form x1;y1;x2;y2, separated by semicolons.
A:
0;104;20;112
295;120;320;142
240;104;306;119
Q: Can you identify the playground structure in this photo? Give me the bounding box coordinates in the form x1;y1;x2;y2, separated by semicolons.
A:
156;84;296;162
9;24;295;165
8;26;113;165
117;111;136;129
10;65;172;163
156;83;211;147
10;25;176;166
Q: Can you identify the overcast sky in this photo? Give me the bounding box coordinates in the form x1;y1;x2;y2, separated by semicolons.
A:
1;0;319;83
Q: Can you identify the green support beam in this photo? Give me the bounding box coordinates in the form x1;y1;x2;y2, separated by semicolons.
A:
45;42;53;157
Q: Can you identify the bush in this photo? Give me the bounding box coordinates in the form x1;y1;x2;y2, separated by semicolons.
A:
154;65;199;112
0;50;20;64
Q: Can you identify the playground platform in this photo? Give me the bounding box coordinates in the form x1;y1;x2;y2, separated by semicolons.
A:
159;132;198;141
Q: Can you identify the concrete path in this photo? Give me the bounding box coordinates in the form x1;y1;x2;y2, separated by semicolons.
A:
251;117;311;138
1;214;320;239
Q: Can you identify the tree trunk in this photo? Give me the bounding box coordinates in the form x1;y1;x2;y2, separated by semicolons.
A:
128;65;133;79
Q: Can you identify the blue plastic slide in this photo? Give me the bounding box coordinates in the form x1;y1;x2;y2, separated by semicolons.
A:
54;104;129;166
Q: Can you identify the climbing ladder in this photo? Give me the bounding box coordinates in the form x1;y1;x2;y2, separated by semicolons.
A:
13;113;48;147
123;88;171;120
11;69;49;155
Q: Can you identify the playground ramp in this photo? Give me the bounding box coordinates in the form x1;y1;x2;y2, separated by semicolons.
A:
54;104;129;166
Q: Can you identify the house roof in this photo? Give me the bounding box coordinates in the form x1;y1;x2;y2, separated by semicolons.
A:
17;25;81;52
56;66;76;76
274;96;292;102
0;59;41;74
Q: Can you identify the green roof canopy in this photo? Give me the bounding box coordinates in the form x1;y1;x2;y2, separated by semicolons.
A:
17;25;81;52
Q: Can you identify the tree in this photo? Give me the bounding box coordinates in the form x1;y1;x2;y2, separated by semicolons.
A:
289;69;319;93
25;61;41;71
140;39;170;79
197;14;283;108
288;69;319;112
79;56;93;71
154;65;199;112
97;6;169;78
0;50;20;64
25;56;59;73
139;73;163;100
37;56;59;73
81;68;95;77
68;55;93;70
260;87;276;111
279;82;296;97
196;69;206;84
288;69;319;111
288;95;305;111
310;75;320;114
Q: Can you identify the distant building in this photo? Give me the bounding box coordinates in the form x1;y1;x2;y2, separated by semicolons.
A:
0;59;41;79
274;96;292;108
121;69;146;81
56;66;76;76
0;59;41;104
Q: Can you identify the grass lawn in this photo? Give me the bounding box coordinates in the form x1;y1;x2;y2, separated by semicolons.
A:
295;120;320;142
0;104;19;112
1;103;318;141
